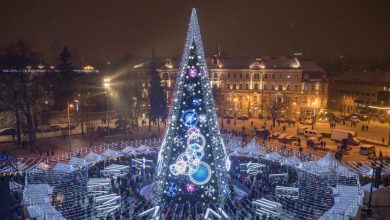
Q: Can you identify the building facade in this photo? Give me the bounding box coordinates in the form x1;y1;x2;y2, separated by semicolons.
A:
156;56;328;119
328;71;390;116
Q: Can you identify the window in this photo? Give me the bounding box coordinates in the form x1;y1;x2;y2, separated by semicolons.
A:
254;84;259;90
246;73;249;79
240;73;243;79
295;74;299;80
233;84;237;90
245;84;249;90
254;73;259;79
239;84;243;90
233;73;237;79
264;74;267;79
264;85;267;91
295;85;298;91
254;96;257;102
213;72;218;78
278;85;283;91
311;84;316;92
239;96;242;102
272;74;275;79
272;85;275;91
163;72;169;80
226;84;230;89
227;73;231;79
286;85;290;91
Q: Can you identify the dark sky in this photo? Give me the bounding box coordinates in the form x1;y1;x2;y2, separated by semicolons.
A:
1;0;390;65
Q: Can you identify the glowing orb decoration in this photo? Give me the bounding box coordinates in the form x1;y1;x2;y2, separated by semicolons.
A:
188;67;198;78
182;111;198;127
187;133;206;147
189;161;211;185
186;183;196;193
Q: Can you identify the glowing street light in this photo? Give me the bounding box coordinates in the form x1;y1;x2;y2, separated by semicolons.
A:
67;102;74;152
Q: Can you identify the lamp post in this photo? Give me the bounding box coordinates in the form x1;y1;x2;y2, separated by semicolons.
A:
103;78;111;140
67;103;74;152
312;101;317;130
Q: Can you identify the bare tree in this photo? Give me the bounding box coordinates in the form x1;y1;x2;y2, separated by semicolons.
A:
269;93;290;127
0;41;51;152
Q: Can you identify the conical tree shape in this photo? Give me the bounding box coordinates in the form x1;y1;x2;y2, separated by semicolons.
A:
154;9;231;204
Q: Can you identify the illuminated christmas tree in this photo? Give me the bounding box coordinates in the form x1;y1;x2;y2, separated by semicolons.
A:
154;9;231;205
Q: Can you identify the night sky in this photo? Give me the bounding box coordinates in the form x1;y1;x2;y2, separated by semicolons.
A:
1;0;389;65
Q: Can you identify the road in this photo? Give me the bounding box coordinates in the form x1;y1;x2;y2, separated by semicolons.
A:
1;117;389;162
219;117;390;161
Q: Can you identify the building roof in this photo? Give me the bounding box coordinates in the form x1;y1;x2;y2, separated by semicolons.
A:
332;71;390;84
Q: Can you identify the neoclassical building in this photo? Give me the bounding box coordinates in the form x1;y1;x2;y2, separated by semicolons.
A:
155;56;328;119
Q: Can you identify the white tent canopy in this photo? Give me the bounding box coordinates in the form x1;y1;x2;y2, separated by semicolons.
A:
136;145;157;153
241;138;262;156
84;152;107;162
266;152;284;161
121;146;138;154
22;184;54;206
68;157;91;166
52;163;77;173
317;152;336;166
26;203;65;220
102;149;123;158
284;156;302;166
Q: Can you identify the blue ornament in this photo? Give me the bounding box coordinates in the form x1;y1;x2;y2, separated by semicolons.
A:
189;161;211;185
182;111;198;127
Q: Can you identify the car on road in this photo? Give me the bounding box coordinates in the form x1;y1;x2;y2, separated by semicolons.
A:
223;115;234;119
237;115;249;120
303;130;322;140
351;118;360;123
331;129;360;146
306;137;322;149
277;118;286;123
279;135;299;145
286;118;296;124
359;145;375;156
297;126;308;135
300;119;312;125
37;125;61;132
0;128;16;136
270;132;281;139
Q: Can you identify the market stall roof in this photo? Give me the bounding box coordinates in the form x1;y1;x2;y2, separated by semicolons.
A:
26;203;65;220
84;152;107;162
68;157;91;166
241;138;262;156
136;145;157;153
266;152;284;161
317;152;336;166
52;163;77;173
102;149;124;158
121;146;138;154
284;156;302;166
22;184;54;206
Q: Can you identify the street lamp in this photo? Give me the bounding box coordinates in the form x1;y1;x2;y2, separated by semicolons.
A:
103;77;111;140
67;103;74;152
312;101;317;130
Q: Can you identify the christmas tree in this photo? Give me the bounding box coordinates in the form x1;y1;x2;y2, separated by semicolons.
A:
154;9;231;205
